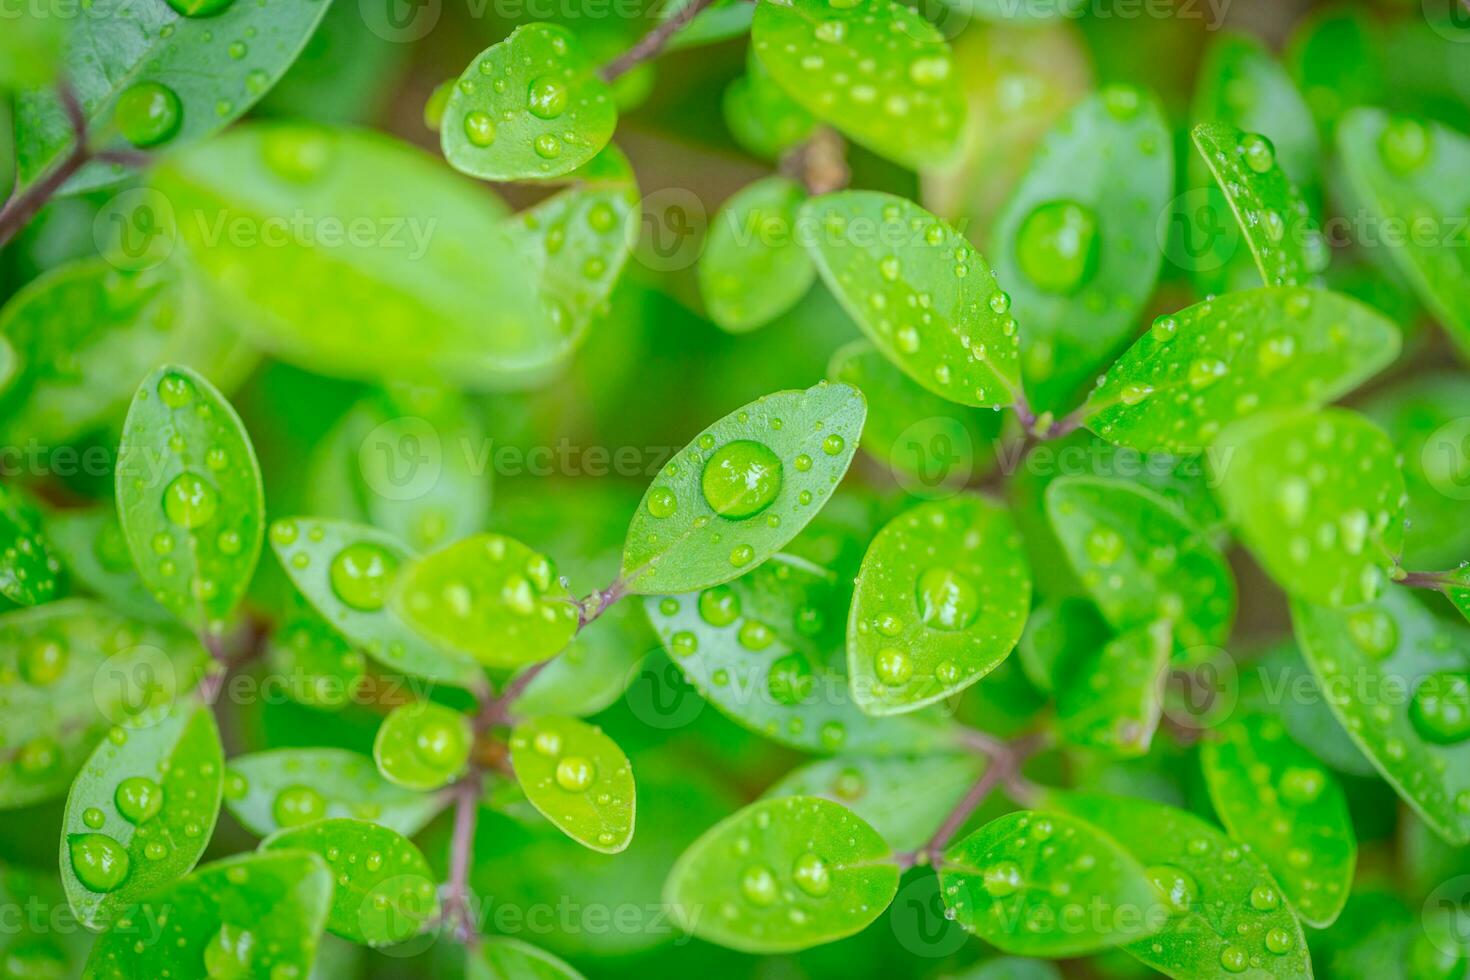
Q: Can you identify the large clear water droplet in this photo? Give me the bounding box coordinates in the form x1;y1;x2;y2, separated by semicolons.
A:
115;82;183;148
163;472;219;529
115;776;164;824
1410;671;1470;745
69;834;130;893
915;567;979;631
329;543;397;611
701;441;783;519
1016;199;1100;295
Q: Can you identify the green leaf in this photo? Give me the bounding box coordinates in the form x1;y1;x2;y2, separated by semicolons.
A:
1051;792;1312;979
13;0;331;196
509;715;635;853
45;508;168;623
1200;714;1355;927
0;483;60;606
665;0;756;50
224;748;446;837
722;50;816;160
802;191;1021;408
469;937;586;980
644;554;952;754
270;517;484;690
700;176;815;333
115;364;263;634
1361;375;1470;568
938;810;1164;957
1016;596;1110;694
1292;587;1470;844
1082;286;1400;454
665;796;898;953
264;613;366;712
828;339;1003;489
750;0;963;170
1442;568;1470;626
991;86;1173;412
1337;109;1470;358
263;817;440;946
1056;620;1172;758
1214;409;1405;607
621;382;865;594
1191;121;1327;288
372;701;471;792
0;863;90;976
393;533;580;669
150;122;558;387
83;850;332;979
1245;642;1375;778
848;495;1030;715
440;23;617;182
0;600;208;809
764;753;983;851
61;697;223;930
1045;476;1235;646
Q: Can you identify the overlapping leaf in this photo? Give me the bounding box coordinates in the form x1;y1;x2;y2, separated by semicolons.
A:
509;715;635;853
700;176;814;333
224;748;446;837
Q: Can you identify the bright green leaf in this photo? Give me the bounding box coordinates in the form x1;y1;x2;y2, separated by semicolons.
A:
722;50;816;160
224;748;446;837
0;483;60;606
469;937;587;980
1337;109;1470;357
1200;714;1355;927
270;517;484;690
1045;476;1235;646
802;191;1022;408
700;176;815;333
393;533;580;669
115;364;263;634
264;614;366;712
1052;791;1312;979
509;715;635;854
0;863;90;975
440;23;617;182
1056;620;1172;758
828;338;1002;489
751;0;963;170
1083;286;1400;454
61;697;223;929
645;554;953;754
150;123;559;388
938;809;1164;957
45;508;167;623
1214;409;1405;607
991;85;1172;412
14;0;331;196
621;382;865;595
372;701;471;792
764;753;983;851
665;796;898;953
1292;587;1470;844
1016;596;1110;694
263;817;440;946
848;495;1030;715
83;850;332;979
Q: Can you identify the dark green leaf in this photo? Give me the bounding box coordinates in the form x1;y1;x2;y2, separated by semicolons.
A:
224;748;446;837
1016;596;1110;694
469;937;586;980
0;483;60;606
264;614;366;712
509;715;635;853
700;176;814;333
1056;620;1172;758
45;508;167;622
722;50;816;160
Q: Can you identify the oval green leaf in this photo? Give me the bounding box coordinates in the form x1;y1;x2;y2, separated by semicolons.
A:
699;175;815;333
722;50;816;161
1083;286;1400;454
1045;476;1235;646
1292;587;1470;845
224;748;447;838
263;817;440;946
1055;620;1172;758
1016;595;1110;694
848;495;1031;715
469;937;586;980
665;796;898;953
393;533;580;669
440;23;617;182
45;508;167;623
938;809;1164;957
1200;714;1355;927
0;482;60;606
115;364;263;635
264;614;366;712
1214;409;1405;607
509;715;635;854
82;850;332;979
991;85;1172;413
61;698;223;930
802;191;1021;408
270;517;484;690
372;701;472;792
621;381;865;595
750;0;963;170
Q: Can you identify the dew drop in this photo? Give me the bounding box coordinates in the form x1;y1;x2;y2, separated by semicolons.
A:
114;82;183;148
68;834;130;893
701;441;782;519
1016;200;1100;295
163;472;219;529
115;776;164;824
328;543;397;611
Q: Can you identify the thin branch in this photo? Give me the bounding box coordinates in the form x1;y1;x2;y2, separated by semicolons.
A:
601;0;723;82
443;774;483;947
0;84;90;249
919;731;1047;865
1398;570;1454;590
779;127;849;195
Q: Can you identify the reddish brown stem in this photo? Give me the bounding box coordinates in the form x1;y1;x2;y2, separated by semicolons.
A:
0;85;90;249
601;0;723;81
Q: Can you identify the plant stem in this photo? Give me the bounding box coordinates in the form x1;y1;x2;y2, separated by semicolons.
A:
911;730;1046;866
1398;570;1452;590
0;84;90;249
780;127;849;195
601;0;723;82
444;773;483;947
